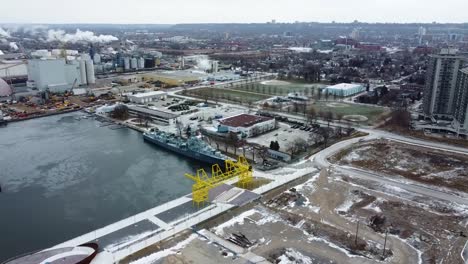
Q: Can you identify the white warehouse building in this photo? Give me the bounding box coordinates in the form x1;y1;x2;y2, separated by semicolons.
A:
27;57;95;93
324;83;365;97
128;91;168;104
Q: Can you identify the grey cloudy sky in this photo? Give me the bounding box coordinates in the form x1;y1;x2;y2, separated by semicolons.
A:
2;0;467;24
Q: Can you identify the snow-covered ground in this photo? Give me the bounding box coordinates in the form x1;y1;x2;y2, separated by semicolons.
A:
247;122;313;149
277;249;314;264
129;234;198;264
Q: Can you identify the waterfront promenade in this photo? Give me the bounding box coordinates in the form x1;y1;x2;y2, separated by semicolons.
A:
50;160;317;263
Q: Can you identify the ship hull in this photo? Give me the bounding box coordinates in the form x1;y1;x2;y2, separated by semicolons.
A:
143;134;226;165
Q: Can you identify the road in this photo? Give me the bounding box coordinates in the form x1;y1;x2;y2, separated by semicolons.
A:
312;133;468;205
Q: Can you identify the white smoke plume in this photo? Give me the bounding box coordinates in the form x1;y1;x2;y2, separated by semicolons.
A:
195;55;211;71
0;27;11;38
46;29;118;43
9;42;19;51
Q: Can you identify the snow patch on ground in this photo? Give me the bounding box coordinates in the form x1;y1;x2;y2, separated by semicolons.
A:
294;172;320;192
213;207;282;236
278;248;313;264
129;234;198;264
212;209;258;236
363;201;382;213
342;146;371;162
308;236;357;258
336;195;362;213
422;167;465;180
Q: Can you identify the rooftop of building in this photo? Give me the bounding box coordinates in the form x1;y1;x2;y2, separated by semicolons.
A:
219;114;273;128
129;90;167;98
128;105;179;119
326;83;362;90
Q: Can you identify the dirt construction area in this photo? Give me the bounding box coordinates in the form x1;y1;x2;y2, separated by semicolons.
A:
331;139;468;194
130;168;468;264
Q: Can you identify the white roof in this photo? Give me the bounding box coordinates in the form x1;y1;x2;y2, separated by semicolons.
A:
130;91;167;98
326;83;362;91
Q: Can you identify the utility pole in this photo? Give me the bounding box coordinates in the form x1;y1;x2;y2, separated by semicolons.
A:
382;229;388;258
354;221;360;245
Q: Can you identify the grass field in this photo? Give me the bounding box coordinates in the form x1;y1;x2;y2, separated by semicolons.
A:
234;81;326;97
183;87;271;103
312;101;387;124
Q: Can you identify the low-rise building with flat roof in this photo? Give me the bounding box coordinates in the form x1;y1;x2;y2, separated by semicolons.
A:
127;105;179;125
128;91;167;104
214;114;275;137
325;83;364;97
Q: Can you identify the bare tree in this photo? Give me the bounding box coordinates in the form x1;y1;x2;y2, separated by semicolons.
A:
286;138;307;156
322;111;334;127
254;145;269;165
226;131;240;155
111;104;129;120
306;106;317;124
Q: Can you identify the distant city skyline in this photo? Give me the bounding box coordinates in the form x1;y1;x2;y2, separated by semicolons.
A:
1;0;468;24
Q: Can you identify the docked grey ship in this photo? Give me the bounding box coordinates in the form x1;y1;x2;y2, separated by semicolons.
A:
143;130;227;165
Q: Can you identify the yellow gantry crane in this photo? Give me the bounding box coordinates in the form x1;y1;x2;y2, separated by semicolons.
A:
185;156;253;207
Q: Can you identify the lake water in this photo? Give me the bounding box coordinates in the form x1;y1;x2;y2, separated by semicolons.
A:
0;112;204;261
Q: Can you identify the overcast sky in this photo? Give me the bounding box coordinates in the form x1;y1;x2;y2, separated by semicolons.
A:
2;0;467;24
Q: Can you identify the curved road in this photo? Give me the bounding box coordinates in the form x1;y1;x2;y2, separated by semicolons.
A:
312;133;468;205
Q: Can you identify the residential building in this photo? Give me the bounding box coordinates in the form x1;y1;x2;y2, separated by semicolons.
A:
423;49;467;118
453;68;468;131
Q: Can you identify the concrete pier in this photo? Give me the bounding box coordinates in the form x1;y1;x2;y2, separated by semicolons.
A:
48;160;317;263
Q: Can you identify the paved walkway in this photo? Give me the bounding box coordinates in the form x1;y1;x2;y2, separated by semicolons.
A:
46;159;315;263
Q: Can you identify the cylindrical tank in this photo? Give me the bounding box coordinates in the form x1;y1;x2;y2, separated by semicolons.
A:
79;60;88;85
81;54;91;61
124;57;130;70
93;53;101;64
138;57;145;69
85;60;96;84
130;58;138;69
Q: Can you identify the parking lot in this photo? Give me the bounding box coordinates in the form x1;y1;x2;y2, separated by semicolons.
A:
246;122;315;150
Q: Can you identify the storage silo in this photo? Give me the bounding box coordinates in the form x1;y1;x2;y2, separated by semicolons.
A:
130;58;138;69
85;60;95;84
93;53;101;64
124;57;130;71
79;59;88;85
138;57;145;69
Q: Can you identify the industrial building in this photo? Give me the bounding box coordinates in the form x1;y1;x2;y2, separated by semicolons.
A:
127;105;179;125
0;78;12;96
423;49;467;117
0;61;27;79
128;91;167;104
324;83;365;97
215;114;275;138
27;57;95;93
